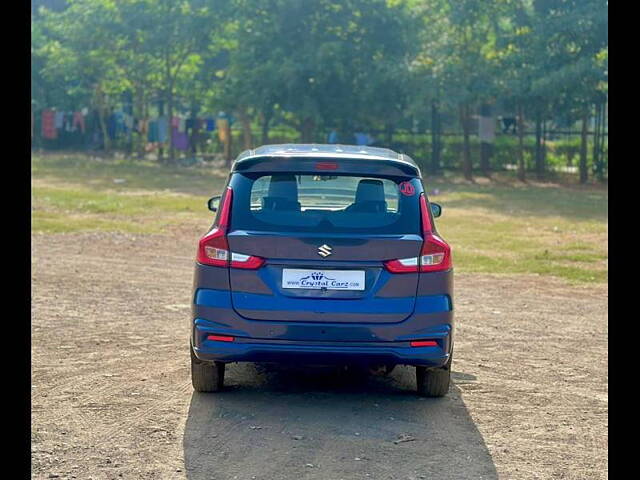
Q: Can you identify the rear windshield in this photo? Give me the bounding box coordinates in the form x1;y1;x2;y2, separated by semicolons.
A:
229;173;422;234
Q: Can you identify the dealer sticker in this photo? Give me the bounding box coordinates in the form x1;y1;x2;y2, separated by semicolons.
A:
282;269;365;291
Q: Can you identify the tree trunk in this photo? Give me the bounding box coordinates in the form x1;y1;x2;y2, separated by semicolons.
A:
566;149;574;167
592;102;600;180
535;112;543;179
238;107;253;149
517;103;525;182
385;123;393;145
542;119;547;177
579;111;589;184
261;104;273;145
460;104;472;181
224;120;232;168
431;100;441;174
479;103;492;177
299;117;315;143
599;100;607;182
124;90;133;158
189;104;198;155
94;84;111;153
135;86;146;159
158;99;165;162
167;87;175;164
261;117;269;145
593;101;605;182
480;143;492;177
97;108;110;153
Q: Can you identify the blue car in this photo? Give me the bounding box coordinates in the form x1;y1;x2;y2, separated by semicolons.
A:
190;144;454;396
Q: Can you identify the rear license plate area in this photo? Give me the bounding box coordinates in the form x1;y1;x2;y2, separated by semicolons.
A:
282;268;365;291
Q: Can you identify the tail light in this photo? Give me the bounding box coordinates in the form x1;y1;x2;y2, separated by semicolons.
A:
197;186;265;269
316;162;339;170
230;252;265;269
384;193;451;274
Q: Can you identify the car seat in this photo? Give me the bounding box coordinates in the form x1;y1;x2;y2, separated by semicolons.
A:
345;179;387;213
261;174;301;211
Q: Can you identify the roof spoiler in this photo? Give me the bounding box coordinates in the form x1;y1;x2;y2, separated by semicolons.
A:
232;155;421;178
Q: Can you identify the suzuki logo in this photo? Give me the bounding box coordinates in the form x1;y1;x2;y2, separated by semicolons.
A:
318;244;333;257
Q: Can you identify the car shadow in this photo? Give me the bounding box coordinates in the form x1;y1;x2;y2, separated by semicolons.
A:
182;363;497;480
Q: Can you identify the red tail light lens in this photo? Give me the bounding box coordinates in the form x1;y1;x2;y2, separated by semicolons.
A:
316;162;339;170
217;186;233;229
419;193;433;233
384;257;419;273
383;192;451;273
198;226;230;266
419;233;451;272
207;334;235;342
230;252;265;269
410;340;438;347
197;187;233;267
197;187;264;269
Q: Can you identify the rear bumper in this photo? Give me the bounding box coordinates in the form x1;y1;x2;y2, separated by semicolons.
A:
192;340;450;367
191;264;454;367
192;318;452;367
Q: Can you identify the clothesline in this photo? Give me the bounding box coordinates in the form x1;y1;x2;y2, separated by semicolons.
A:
38;107;233;152
41;109;89;139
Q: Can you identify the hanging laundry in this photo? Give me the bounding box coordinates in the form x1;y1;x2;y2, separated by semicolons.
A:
190;118;205;154
138;119;148;136
171;116;180;129
354;132;374;146
206;118;216;132
148;120;159;143
85;111;101;147
107;113;117;140
178;117;186;133
216;118;229;143
172;129;190;151
54;111;64;130
113;111;126;135
186;118;194;131
123;113;134;132
64;112;74;132
72;111;85;133
41;110;57;139
157;116;169;143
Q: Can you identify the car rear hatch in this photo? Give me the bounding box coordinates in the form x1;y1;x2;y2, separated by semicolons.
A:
226;155;424;324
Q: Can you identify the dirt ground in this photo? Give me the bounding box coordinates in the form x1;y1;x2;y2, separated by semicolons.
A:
31;227;608;480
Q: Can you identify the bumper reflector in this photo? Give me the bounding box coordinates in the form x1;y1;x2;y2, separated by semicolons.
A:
207;335;235;342
410;340;438;347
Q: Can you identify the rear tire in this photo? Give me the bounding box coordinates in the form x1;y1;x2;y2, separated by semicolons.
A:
416;353;452;398
191;346;225;392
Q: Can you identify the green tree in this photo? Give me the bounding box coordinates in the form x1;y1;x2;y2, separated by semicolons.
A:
413;0;503;181
36;0;129;150
220;0;415;143
137;0;216;162
497;0;607;182
531;0;607;183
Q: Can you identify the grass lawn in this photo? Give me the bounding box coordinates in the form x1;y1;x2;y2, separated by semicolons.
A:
32;153;607;284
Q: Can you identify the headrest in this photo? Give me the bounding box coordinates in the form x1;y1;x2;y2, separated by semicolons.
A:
268;174;298;200
355;179;385;203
